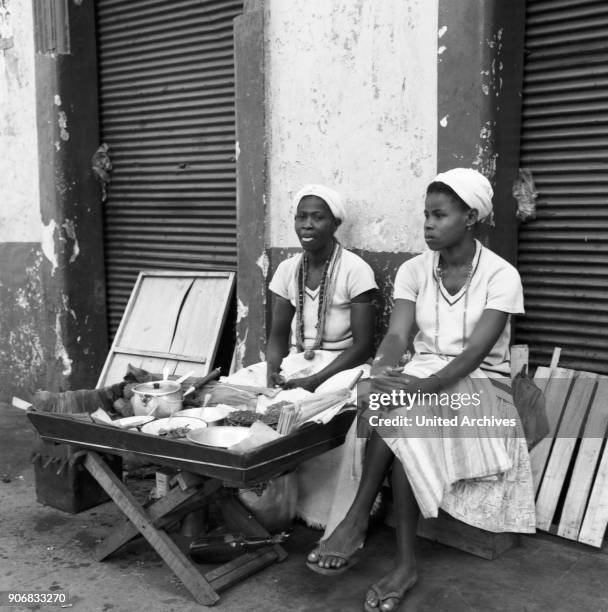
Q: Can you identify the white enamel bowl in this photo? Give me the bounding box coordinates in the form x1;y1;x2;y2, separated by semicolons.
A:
186;426;249;448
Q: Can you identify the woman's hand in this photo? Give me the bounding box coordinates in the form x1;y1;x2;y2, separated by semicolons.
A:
267;371;286;388
370;364;406;378
281;375;319;393
370;371;422;392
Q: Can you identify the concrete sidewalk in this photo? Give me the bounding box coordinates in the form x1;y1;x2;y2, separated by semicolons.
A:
2;404;608;612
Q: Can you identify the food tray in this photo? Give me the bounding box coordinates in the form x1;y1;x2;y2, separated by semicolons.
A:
27;410;355;487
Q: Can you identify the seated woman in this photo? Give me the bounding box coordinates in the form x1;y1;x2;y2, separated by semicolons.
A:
229;184;377;392
306;169;536;612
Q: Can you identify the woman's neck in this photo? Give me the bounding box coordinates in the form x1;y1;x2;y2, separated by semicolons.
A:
305;239;335;267
439;237;476;268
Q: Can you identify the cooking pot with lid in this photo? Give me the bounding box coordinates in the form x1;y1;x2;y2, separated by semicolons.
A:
132;380;183;418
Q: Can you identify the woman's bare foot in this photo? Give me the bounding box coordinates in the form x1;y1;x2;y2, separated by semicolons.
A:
364;564;418;611
307;514;368;570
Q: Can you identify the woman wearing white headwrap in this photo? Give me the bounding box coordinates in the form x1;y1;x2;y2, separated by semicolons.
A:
263;184;377;392
307;169;535;612
226;184;377;393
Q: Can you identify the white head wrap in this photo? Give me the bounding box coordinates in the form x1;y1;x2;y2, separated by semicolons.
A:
292;184;347;223
432;168;494;222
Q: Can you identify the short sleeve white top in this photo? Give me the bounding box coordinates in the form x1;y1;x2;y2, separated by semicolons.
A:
393;240;524;374
269;249;377;351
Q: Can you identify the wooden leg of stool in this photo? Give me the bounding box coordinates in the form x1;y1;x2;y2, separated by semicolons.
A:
84;452;220;606
96;478;220;561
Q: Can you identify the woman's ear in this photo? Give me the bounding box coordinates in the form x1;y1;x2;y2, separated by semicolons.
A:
334;218;342;229
466;208;479;229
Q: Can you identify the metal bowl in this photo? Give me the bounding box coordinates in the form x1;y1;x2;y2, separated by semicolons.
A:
179;405;233;425
186;426;250;448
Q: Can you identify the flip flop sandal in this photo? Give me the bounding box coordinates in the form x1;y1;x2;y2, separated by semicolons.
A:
363;584;407;612
306;539;362;576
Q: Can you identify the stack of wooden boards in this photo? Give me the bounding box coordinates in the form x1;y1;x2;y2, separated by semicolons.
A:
532;356;608;547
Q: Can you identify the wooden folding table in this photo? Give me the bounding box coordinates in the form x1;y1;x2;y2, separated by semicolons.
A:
28;410;355;606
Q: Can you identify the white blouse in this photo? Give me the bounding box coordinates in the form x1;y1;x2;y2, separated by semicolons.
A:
394;240;524;374
269;249;377;351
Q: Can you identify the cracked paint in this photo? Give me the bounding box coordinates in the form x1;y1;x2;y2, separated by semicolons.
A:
439;115;449;127
236;330;248;371
235;140;240;161
438;46;446;55
438;25;447;38
58;111;69;141
41;220;58;274
237;298;249;323
61;294;77;320
54;313;73;377
256;251;269;279
54;95;61;106
472;121;498;180
62;219;80;263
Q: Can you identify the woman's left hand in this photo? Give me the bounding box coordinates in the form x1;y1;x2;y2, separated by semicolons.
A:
281;375;319;393
370;373;422;393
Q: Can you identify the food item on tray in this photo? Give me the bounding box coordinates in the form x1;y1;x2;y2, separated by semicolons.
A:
158;425;192;439
226;404;283;429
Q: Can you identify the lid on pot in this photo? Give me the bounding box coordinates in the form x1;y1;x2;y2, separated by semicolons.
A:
133;380;181;396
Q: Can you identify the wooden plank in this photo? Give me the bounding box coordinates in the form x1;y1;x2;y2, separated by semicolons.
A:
205;548;279;592
510;345;529;379
558;378;608;540
113;347;207;363
549;348;562;371
415;513;519;560
579;441;608;547
536;372;597;531
170;275;235;376
83;452;219;606
96;478;221;561
530;366;575;493
119;277;194;353
97;272;147;387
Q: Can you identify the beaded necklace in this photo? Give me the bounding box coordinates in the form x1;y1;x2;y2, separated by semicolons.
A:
295;241;342;360
434;249;477;355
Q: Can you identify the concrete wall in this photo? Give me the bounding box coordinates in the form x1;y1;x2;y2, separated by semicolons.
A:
235;0;526;364
266;0;438;254
0;2;40;242
0;1;48;400
0;0;108;402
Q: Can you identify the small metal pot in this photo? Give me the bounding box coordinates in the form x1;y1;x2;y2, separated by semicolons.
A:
132;380;183;418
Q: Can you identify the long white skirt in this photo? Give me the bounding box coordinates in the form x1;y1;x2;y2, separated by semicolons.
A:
322;353;536;536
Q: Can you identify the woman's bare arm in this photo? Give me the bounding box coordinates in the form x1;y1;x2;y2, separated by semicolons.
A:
266;295;294;386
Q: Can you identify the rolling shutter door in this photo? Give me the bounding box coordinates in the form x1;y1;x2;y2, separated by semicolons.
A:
96;0;242;336
517;0;608;374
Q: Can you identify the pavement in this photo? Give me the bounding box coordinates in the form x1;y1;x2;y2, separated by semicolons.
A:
2;403;608;612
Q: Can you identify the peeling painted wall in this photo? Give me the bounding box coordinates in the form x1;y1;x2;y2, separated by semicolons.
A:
0;1;41;242
266;0;438;254
0;0;109;401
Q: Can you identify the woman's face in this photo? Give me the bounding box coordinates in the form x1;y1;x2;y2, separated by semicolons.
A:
294;196;339;252
423;191;475;251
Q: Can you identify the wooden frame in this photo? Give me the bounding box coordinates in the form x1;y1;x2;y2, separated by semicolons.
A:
97;270;235;387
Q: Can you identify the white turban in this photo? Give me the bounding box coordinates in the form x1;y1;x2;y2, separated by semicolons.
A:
433;168;494;222
292;184;347;223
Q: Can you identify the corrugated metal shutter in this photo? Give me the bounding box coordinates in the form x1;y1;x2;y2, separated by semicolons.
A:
96;0;242;336
517;0;608;374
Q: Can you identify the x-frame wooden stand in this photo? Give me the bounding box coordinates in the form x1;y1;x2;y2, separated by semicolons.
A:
83;452;287;607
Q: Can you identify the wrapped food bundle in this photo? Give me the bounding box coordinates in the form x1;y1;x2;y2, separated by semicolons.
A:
33;384;124;415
